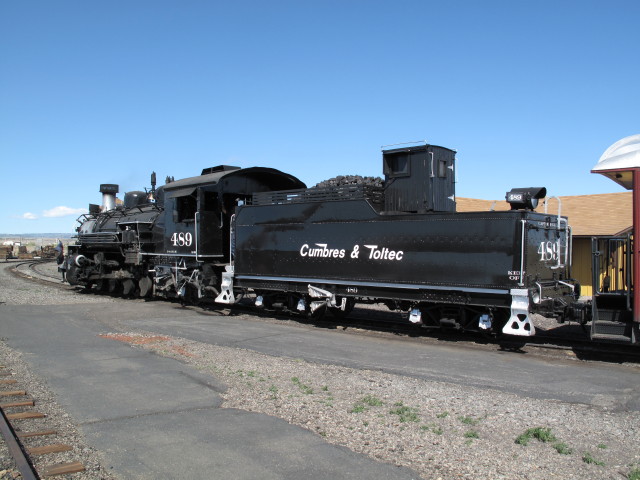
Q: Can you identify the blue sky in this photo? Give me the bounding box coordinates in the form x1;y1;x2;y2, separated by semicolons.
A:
1;0;638;233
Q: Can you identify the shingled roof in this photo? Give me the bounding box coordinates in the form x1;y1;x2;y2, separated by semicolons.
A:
456;191;632;237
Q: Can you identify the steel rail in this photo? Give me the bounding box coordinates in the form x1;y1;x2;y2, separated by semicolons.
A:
0;406;40;480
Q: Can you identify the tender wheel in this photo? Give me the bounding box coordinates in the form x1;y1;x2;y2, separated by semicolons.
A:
329;297;355;320
308;303;327;321
183;283;201;305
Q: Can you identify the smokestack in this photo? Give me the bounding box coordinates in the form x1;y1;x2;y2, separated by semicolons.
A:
100;184;119;211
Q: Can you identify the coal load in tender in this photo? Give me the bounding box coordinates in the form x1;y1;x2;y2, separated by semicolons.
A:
314;175;384;189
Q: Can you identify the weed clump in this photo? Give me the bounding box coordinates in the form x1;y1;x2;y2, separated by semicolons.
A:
291;377;313;395
389;402;420;423
582;452;605;466
515;427;557;446
350;395;384;414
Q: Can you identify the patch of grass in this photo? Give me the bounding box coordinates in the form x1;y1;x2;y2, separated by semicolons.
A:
350;395;384;414
436;411;449;419
291;376;313;395
321;385;329;392
553;442;572;455
582;452;605;466
531;427;556;443
421;423;444;435
361;395;384;407
515;432;530;446
515;427;557;446
628;467;640;480
389;403;420;423
597;443;607;449
458;416;479;426
464;430;479;439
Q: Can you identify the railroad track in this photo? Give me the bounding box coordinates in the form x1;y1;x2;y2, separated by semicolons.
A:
0;366;85;478
10;259;640;363
10;259;64;285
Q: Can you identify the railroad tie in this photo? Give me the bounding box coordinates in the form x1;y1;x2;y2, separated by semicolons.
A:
0;390;27;397
0;399;35;408
6;411;45;420
17;429;57;438
28;444;73;456
41;462;86;477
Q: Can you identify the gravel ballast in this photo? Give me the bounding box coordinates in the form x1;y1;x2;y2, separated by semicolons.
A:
1;260;639;479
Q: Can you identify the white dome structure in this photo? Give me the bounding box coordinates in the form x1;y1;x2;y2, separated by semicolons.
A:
592;134;640;189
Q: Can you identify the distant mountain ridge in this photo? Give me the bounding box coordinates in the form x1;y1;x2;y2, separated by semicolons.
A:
0;233;74;238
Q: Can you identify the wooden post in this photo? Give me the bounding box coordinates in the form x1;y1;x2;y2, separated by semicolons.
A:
634;169;640;323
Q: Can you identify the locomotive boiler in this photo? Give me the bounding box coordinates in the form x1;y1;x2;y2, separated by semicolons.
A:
67;142;581;338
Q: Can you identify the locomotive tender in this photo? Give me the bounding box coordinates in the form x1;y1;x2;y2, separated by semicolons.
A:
67;143;580;337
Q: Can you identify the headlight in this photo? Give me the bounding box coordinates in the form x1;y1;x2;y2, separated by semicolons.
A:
506;187;547;210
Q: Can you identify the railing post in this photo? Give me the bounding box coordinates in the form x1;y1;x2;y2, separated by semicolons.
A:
633;170;640;323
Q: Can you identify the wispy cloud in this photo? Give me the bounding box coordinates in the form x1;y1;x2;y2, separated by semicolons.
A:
16;206;86;220
42;206;87;218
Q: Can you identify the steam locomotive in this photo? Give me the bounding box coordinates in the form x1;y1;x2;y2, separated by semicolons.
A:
67;143;581;337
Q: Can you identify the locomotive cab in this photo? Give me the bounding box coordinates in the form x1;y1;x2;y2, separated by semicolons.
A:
163;166;306;262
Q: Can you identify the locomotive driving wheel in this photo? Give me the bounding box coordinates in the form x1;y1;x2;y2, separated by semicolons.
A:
121;279;136;296
65;263;81;286
138;276;153;298
108;279;122;295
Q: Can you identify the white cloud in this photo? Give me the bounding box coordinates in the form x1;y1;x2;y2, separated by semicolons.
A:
21;212;38;220
42;206;87;218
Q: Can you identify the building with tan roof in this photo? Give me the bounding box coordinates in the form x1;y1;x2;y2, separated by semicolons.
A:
457;191;632;296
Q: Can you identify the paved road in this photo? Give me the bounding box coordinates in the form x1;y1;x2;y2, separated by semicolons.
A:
88;299;640;412
1;299;639;479
1;302;419;480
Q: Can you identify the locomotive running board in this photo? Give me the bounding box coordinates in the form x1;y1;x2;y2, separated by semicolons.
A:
503;289;535;336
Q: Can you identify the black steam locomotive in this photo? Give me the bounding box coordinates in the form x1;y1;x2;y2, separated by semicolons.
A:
67;143;581;337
